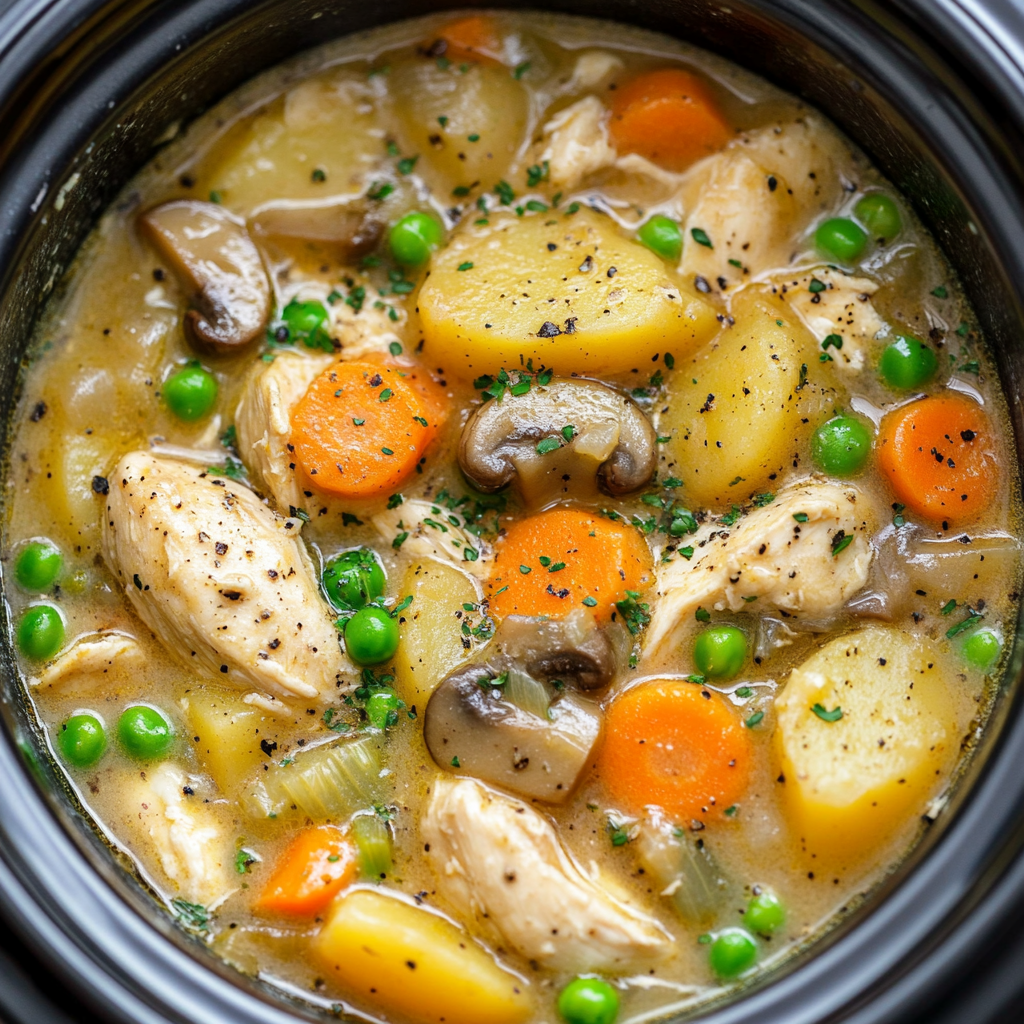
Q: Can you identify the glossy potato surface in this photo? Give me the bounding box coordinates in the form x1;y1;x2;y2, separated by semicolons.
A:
774;625;956;860
418;208;719;378
662;289;823;507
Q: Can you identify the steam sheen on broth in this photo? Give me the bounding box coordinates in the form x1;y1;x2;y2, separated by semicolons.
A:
4;11;1020;1024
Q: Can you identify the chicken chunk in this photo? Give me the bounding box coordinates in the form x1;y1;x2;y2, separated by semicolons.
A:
422;777;673;972
124;762;234;905
645;483;873;660
780;267;883;372
31;631;142;691
102;451;345;700
540;96;617;191
372;499;492;578
681;116;853;284
235;350;334;512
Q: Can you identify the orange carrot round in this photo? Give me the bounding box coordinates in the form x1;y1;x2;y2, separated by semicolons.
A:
434;16;502;65
609;68;732;172
876;393;999;523
488;508;653;621
597;681;751;820
254;826;357;917
290;361;437;499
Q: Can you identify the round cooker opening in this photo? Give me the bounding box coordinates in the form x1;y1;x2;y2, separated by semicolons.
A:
0;2;1023;1023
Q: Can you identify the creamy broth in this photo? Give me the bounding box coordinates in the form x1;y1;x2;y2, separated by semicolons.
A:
4;11;1020;1024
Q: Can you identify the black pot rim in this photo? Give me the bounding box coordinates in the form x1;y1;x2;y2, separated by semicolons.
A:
1;2;1024;1022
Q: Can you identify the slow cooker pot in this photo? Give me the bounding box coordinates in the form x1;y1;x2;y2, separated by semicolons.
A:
1;0;1024;1021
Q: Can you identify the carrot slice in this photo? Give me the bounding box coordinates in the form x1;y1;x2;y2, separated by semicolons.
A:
434;16;503;65
254;826;357;917
876;393;999;523
290;361;438;499
597;681;752;820
488;508;653;621
609;68;732;172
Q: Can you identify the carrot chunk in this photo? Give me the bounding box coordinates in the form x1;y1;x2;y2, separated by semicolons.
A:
488;508;653;620
597;681;752;820
876;393;999;523
290;361;438;499
254;826;357;917
434;16;503;65
609;68;732;172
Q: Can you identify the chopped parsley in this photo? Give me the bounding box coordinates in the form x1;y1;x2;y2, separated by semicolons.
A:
811;703;843;722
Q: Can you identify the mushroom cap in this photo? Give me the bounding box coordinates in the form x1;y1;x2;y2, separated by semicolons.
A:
458;376;657;502
140;200;271;353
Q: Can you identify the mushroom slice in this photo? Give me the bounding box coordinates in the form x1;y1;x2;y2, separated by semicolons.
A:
424;661;601;803
459;377;656;504
140;200;271;352
249;198;382;263
499;608;630;690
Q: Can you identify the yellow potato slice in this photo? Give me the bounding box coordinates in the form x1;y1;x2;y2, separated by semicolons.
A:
774;625;957;861
393;561;480;705
661;288;824;507
418;208;719;378
313;888;532;1024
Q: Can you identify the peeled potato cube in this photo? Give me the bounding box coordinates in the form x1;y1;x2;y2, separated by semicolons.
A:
313;888;532;1024
393;561;481;705
418;208;719;379
661;288;824;507
774;625;957;860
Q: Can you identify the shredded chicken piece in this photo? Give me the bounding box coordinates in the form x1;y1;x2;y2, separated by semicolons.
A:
645;483;873;660
102;451;346;700
540;96;618;191
781;267;883;372
569;51;624;91
680;116;853;283
235;350;334;512
31;631;142;689
372;499;492;578
422;777;674;972
126;762;233;905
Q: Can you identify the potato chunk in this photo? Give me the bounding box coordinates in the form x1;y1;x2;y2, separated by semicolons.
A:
661;289;823;506
393;561;482;704
775;626;956;860
313;888;532;1024
418;208;718;379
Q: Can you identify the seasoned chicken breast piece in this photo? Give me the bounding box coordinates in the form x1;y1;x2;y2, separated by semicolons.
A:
422;777;674;972
102;451;345;700
235;350;334;512
645;482;873;660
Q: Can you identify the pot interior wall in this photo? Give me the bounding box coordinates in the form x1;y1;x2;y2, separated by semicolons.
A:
0;1;1022;1022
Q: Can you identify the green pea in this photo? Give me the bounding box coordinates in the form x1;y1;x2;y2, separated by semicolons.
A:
163;363;217;421
854;193;902;241
557;977;620;1024
281;298;331;349
389;211;445;266
322;549;386;612
709;928;758;978
963;629;1001;671
811;416;872;477
58;713;107;768
17;605;64;661
879;334;937;390
744;891;786;935
636;215;683;262
814;217;867;263
365;688;402;730
118;705;173;760
345;607;399;666
15;539;62;591
693;625;747;680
